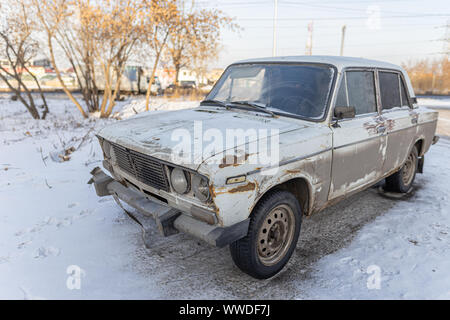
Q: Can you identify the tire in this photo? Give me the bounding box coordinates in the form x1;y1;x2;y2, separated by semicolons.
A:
229;190;302;279
385;146;418;193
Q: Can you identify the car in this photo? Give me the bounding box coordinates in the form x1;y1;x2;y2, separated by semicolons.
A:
179;80;197;89
90;56;439;279
164;81;197;96
163;83;178;95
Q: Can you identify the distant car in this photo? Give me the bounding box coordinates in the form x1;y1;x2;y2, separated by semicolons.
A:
179;80;196;89
164;81;197;95
90;56;439;279
163;84;177;95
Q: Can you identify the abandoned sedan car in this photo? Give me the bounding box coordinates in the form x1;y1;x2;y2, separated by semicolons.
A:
90;56;439;279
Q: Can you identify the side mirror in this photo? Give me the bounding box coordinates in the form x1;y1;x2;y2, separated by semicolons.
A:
334;106;356;119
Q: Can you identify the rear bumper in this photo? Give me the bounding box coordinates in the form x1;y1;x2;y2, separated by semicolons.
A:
88;167;249;247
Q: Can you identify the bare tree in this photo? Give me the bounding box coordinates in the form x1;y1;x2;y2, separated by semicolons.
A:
32;0;88;118
143;0;179;111
53;1;100;113
166;4;238;86
0;0;49;119
27;0;237;117
33;0;147;118
402;56;450;94
190;41;221;88
90;0;146;117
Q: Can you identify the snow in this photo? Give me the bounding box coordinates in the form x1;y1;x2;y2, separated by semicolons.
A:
1;94;450;299
417;96;450;110
300;138;450;299
417;96;450;137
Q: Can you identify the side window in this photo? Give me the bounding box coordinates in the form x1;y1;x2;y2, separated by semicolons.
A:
379;71;409;110
336;71;377;115
400;78;410;107
335;73;348;107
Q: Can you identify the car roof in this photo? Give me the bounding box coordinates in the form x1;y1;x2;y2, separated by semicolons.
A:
234;55;402;71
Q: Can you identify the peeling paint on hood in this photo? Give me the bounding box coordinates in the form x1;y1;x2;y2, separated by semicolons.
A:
97;106;310;171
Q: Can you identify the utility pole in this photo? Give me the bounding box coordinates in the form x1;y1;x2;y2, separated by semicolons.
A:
340;25;346;56
305;21;313;55
272;0;278;56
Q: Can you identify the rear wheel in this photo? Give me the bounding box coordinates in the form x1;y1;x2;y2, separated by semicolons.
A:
229;190;302;279
385;146;418;193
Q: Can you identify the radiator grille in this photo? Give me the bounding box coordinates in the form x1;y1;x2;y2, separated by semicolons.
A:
110;142;170;192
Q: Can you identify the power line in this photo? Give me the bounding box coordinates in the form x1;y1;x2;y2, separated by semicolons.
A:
282;0;420;3
196;0;422;7
227;38;441;51
444;20;450;55
242;22;442;30
237;14;450;21
280;1;409;15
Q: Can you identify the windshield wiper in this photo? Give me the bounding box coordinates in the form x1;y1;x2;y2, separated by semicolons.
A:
200;99;276;117
230;100;276;117
200;99;230;109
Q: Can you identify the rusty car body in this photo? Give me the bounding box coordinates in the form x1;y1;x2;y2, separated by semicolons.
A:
90;56;439;279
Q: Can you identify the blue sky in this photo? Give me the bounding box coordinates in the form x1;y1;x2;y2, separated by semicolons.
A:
196;0;450;68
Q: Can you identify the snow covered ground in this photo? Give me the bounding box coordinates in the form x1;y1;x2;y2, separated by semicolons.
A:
417;96;450;110
0;94;449;299
301;139;450;299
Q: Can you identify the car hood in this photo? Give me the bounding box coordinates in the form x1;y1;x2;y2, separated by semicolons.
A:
98;106;311;171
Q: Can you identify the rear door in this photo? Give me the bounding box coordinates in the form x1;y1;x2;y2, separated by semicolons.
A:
378;70;417;174
329;69;386;199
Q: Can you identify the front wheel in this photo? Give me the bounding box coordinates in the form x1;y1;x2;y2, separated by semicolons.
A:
229;190;302;279
385;146;418;193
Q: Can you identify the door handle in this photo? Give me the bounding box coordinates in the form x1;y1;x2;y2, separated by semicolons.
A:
377;126;386;134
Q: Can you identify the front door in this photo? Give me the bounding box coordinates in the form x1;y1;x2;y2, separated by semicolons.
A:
329;69;386;199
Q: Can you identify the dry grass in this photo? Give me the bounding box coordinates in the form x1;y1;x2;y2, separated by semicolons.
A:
161;90;206;101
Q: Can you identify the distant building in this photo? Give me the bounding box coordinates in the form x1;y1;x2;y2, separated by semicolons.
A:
123;65;148;93
0;59;45;77
0;59;11;68
177;67;208;86
154;67;176;89
27;66;46;77
40;74;75;87
33;58;52;68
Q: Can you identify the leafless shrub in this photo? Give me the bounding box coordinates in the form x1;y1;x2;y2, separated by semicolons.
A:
0;0;49;119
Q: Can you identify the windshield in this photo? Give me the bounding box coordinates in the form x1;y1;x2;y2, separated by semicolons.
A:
206;63;335;119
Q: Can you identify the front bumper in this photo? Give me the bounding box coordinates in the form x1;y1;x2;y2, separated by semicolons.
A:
88;167;249;247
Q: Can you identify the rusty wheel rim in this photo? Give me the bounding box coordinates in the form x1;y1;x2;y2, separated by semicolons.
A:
257;204;295;266
402;152;415;186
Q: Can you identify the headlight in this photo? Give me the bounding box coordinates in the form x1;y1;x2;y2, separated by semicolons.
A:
192;174;210;202
170;168;189;194
102;140;111;159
